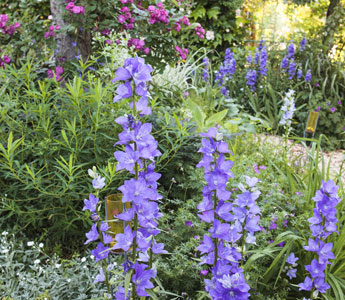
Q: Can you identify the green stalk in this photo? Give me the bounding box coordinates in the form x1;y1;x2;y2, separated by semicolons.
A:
131;83;139;300
213;190;218;267
213;154;219;267
103;261;111;295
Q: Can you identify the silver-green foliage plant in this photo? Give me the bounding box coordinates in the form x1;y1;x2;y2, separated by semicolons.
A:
0;231;124;300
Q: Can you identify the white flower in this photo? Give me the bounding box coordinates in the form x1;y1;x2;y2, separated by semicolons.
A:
34;259;40;264
39;243;44;248
88;167;98;179
206;30;215;40
225;29;230;33
92;175;105;189
48;15;53;20
27;241;34;246
2;231;8;236
81;257;86;262
215;132;223;141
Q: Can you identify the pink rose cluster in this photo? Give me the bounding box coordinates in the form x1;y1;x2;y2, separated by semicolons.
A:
44;25;60;39
47;66;64;82
0;49;11;68
195;23;205;39
174;16;191;32
65;0;85;14
0;14;20;36
118;5;135;30
175;46;188;60
128;38;150;54
116;1;199;61
148;3;169;24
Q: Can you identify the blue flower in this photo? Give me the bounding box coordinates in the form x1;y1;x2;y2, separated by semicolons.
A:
286;253;299;265
84;223;99;244
112;225;135;252
286;268;297;279
83;194;99;213
91;242;110;262
131;263;156;297
94;268;105;283
113;81;133;103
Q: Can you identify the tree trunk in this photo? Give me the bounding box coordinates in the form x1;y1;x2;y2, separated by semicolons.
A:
323;0;342;49
326;0;340;18
50;0;92;61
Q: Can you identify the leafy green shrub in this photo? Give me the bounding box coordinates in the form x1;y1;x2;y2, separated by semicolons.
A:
0;60;124;250
183;0;245;52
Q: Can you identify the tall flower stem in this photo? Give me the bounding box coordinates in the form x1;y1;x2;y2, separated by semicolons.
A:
131;94;139;300
103;260;111;294
112;57;165;298
213;190;218;267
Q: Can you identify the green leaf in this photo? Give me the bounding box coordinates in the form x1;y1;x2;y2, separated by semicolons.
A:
188;100;206;129
205;109;228;128
207;6;220;19
191;6;206;19
124;270;132;300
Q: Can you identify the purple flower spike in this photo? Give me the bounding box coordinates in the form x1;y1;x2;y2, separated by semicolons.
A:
299;179;339;294
197;126;253;299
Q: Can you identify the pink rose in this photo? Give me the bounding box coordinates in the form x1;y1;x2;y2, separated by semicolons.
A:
118;15;126;24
